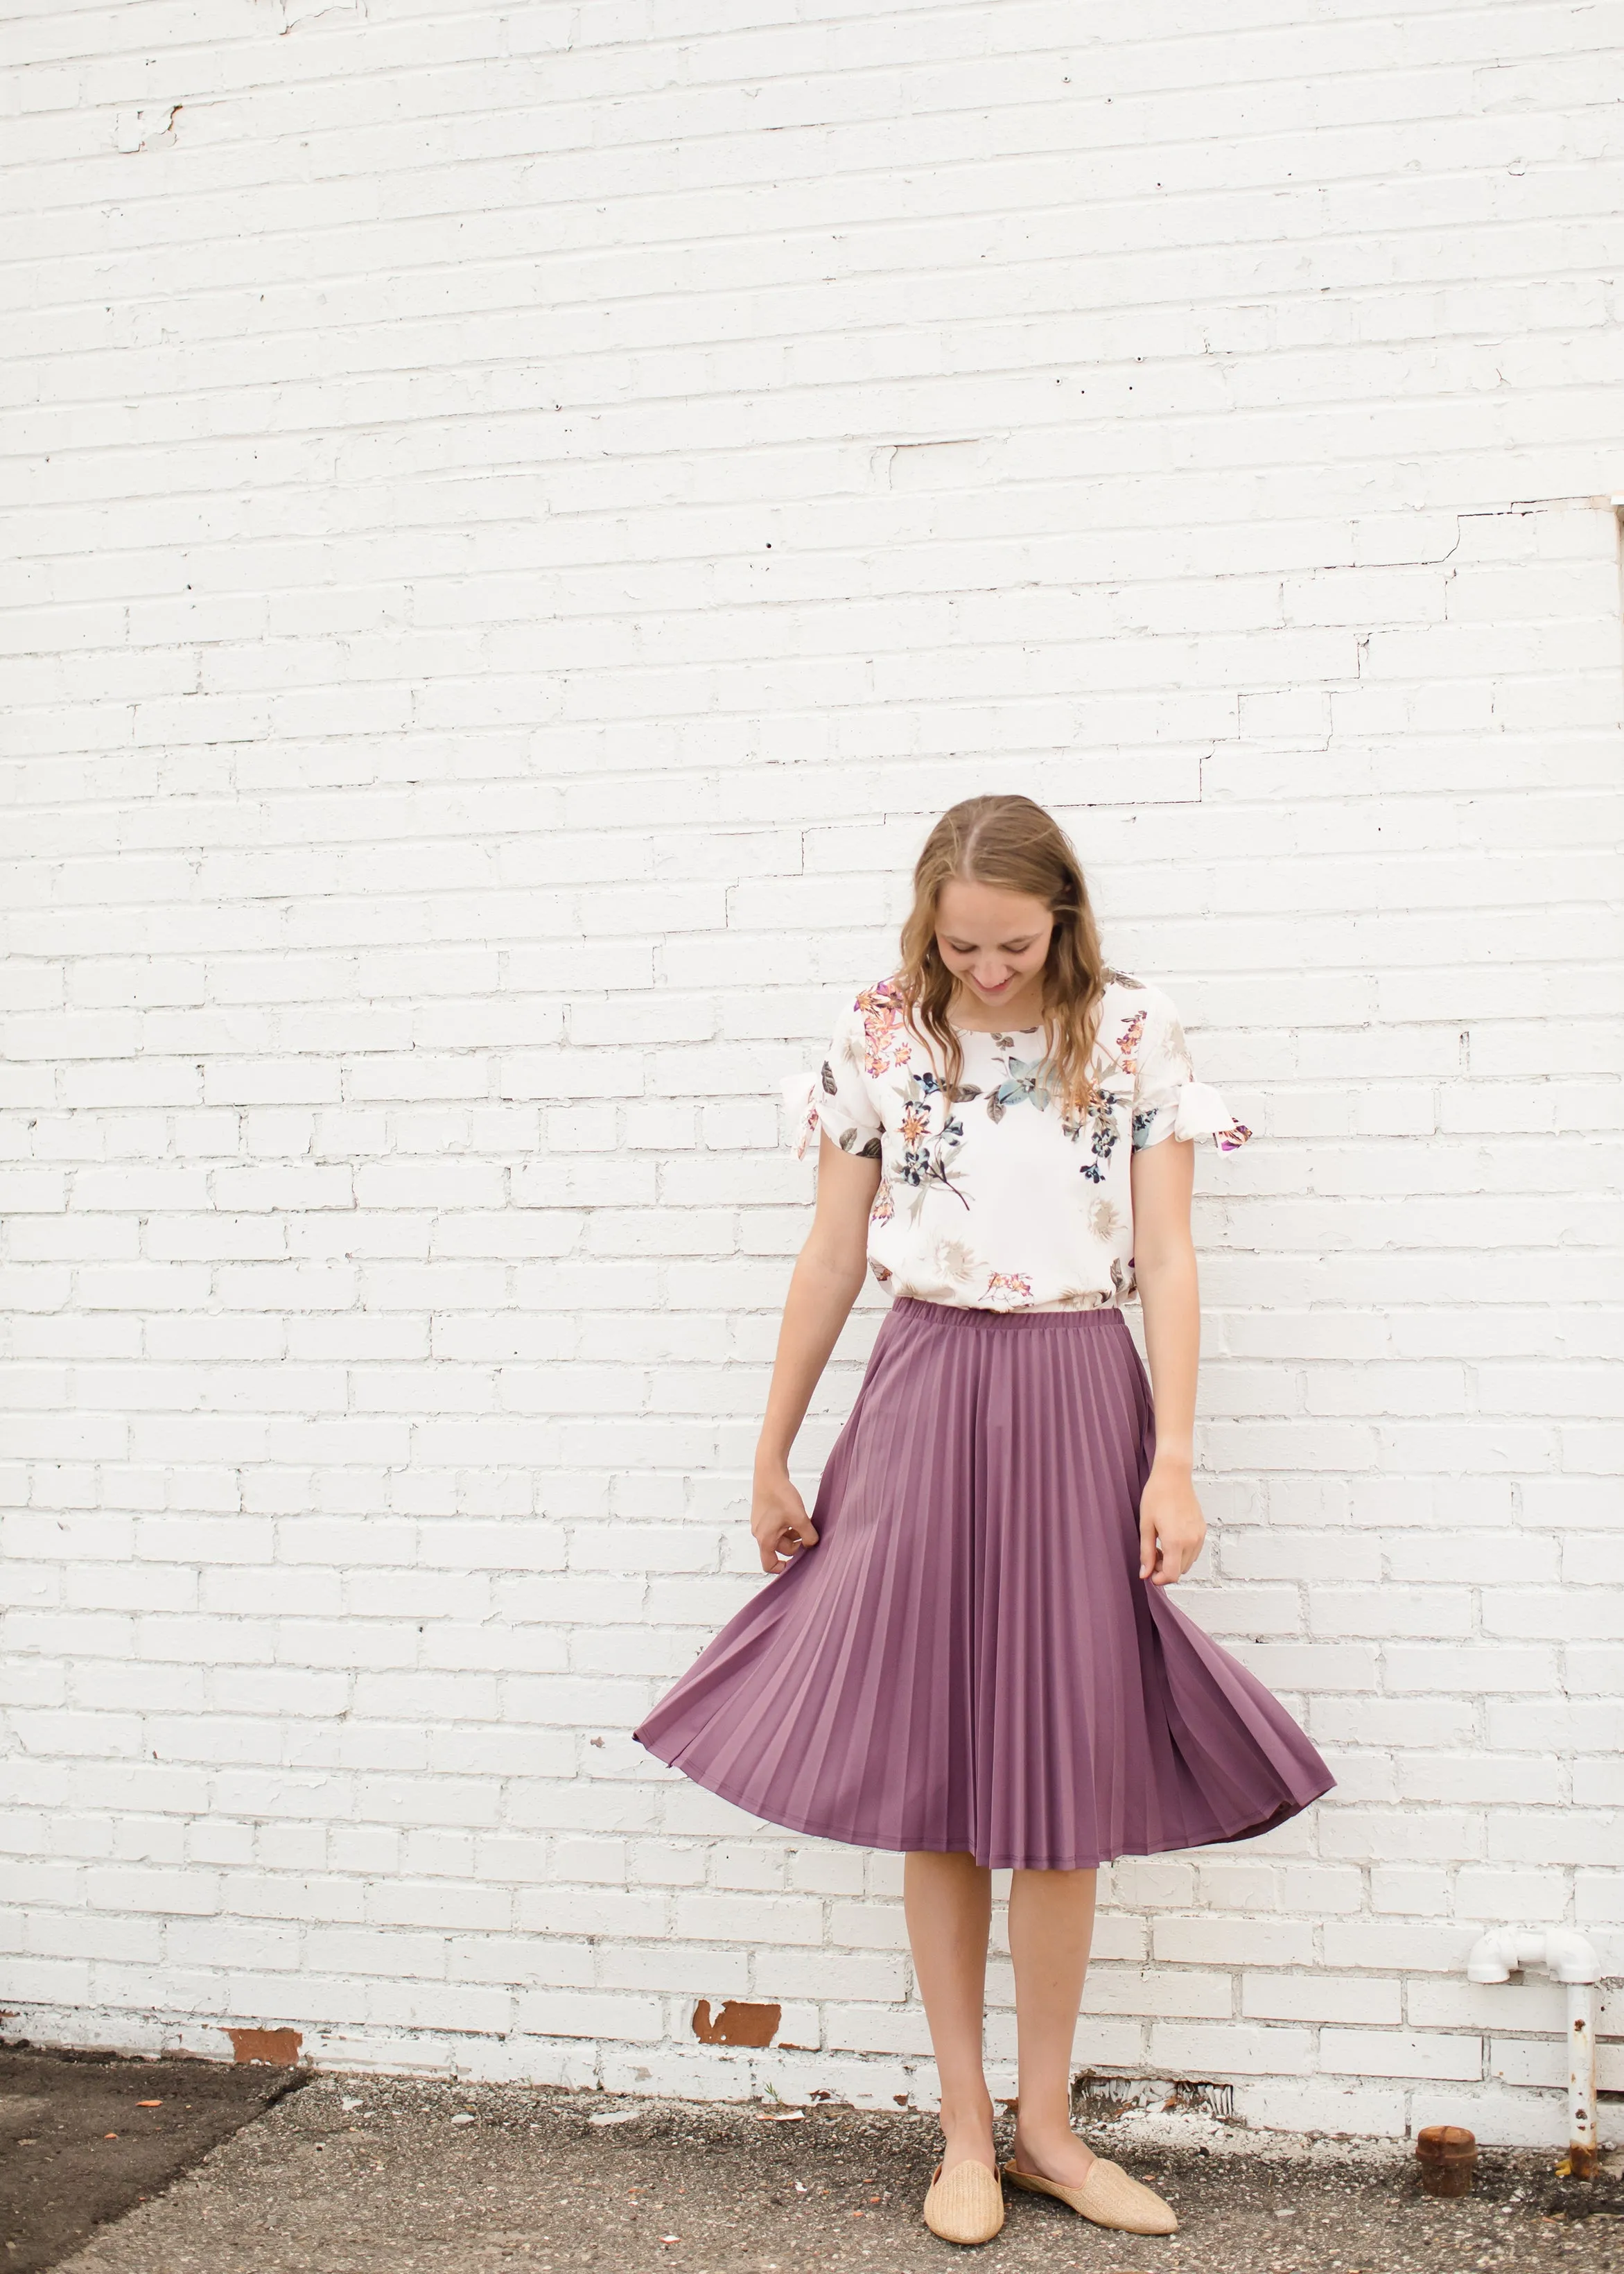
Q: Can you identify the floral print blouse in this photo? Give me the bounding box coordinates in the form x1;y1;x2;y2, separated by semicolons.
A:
783;973;1251;1312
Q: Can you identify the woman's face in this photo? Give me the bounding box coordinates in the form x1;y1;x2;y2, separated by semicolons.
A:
934;878;1054;1012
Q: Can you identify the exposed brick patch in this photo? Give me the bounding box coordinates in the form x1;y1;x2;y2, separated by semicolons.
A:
227;2030;304;2067
693;2004;781;2049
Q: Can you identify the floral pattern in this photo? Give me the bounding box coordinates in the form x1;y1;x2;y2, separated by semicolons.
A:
1063;1087;1124;1184
934;1236;981;1284
854;977;914;1078
786;973;1252;1312
985;1045;1056;1121
1114;1008;1147;1077
819;1055;882;1160
986;1031;1128;1186
1088;1195;1126;1244
893;1068;972;1207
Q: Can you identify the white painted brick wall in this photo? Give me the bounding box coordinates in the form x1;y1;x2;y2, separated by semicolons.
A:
1;0;1621;2149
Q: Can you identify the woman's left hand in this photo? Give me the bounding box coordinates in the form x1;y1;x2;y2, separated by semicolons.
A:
1139;1461;1206;1586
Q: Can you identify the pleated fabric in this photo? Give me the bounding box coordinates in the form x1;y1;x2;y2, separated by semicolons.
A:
633;1297;1334;1871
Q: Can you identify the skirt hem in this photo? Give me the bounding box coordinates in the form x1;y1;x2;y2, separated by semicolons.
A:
634;1728;1336;1874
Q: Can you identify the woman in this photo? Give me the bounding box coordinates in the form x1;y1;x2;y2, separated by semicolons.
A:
635;794;1333;2246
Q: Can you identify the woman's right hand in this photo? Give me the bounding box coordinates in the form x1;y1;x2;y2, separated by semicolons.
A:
752;1459;819;1574
747;1130;875;1575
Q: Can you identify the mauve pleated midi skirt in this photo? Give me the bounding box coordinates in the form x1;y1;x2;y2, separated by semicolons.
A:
634;1296;1334;1871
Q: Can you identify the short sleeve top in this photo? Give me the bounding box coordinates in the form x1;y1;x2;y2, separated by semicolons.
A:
781;973;1251;1312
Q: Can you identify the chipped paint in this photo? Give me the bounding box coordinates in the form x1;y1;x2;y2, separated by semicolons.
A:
226;2027;304;2065
691;2001;780;2049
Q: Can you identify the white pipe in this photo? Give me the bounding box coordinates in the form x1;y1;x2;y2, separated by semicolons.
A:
1465;1927;1600;2177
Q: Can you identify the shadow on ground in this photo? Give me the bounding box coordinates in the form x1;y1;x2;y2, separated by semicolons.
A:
0;2041;303;2273
6;2057;1621;2274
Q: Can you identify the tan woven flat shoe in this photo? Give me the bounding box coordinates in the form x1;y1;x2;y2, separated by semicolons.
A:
1003;2153;1178;2234
922;2158;1006;2244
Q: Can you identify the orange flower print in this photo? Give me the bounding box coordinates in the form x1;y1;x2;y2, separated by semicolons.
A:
854;978;914;1078
870;1181;895;1225
1115;1010;1146;1075
894;1070;970;1207
985;1270;1033;1308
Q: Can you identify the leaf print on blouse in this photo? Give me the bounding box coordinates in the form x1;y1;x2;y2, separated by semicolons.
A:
984;1051;1058;1123
893;1068;971;1209
981;1032;1124;1183
818;1059;883;1158
853;977;915;1079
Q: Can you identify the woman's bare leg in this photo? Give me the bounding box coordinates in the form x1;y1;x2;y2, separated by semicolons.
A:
1008;1866;1099;2184
904;1850;996;2174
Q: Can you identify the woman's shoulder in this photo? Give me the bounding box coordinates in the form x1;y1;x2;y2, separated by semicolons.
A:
1101;966;1171;1000
1096;971;1183;1076
1101;969;1182;1022
850;971;908;1015
836;973;916;1079
828;972;910;1037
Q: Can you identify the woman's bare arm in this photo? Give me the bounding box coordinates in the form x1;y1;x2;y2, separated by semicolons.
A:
1128;1134;1206;1585
752;1129;882;1572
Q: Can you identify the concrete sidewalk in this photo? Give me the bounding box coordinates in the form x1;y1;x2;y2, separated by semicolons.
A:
52;2072;1624;2274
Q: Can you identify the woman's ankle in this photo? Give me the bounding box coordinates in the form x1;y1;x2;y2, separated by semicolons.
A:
1011;2112;1094;2178
938;2092;996;2147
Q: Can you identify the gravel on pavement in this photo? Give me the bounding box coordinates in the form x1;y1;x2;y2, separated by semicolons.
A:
36;2069;1624;2274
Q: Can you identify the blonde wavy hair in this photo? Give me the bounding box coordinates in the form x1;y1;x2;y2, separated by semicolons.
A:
896;795;1108;1111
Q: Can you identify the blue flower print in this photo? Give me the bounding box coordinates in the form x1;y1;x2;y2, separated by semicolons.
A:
985;1052;1058;1123
895;1068;975;1208
1063;1089;1124;1185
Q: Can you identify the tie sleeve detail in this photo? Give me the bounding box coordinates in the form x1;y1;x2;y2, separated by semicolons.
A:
1171;1078;1252;1152
782;997;887;1163
782;1069;822;1161
1128;987;1253;1153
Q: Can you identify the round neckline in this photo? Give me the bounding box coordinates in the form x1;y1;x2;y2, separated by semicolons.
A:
948;1020;1045;1037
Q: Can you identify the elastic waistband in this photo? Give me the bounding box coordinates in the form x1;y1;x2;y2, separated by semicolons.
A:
889;1295;1130;1333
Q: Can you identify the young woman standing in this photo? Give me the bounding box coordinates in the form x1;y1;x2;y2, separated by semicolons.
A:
635;795;1332;2246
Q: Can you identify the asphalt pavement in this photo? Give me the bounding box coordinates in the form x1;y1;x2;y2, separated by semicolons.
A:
23;2066;1621;2274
